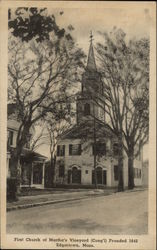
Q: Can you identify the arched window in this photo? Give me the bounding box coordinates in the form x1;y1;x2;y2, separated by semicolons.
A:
92;166;107;185
84;103;90;115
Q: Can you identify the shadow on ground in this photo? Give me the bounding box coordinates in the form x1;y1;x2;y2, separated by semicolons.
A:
7;213;148;235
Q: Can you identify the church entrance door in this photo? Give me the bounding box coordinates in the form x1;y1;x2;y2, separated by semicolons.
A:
71;167;81;184
96;167;102;184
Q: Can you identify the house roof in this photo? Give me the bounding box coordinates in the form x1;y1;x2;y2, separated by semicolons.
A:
20;148;47;161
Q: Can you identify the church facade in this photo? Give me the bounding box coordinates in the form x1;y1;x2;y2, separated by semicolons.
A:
55;38;143;188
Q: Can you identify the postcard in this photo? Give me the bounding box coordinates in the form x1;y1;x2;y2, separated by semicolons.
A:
0;1;156;249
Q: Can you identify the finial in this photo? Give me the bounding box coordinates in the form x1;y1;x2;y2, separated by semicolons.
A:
89;31;94;43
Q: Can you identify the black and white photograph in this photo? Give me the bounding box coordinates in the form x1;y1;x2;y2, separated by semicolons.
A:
0;1;156;249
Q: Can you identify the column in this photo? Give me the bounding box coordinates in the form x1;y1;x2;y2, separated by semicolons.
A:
31;163;33;186
42;161;45;188
107;162;112;187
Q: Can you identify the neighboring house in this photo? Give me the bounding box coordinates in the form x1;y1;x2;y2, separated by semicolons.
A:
55;38;143;188
142;160;148;187
7;104;47;189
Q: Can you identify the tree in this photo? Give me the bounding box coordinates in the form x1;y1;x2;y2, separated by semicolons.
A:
8;8;85;191
121;38;149;189
45;100;75;187
8;8;65;42
96;27;149;190
46;120;70;187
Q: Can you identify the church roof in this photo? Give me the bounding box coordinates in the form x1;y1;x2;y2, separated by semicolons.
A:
59;120;115;140
86;40;97;72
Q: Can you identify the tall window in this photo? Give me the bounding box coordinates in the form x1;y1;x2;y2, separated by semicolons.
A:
113;143;119;156
7;130;13;146
69;144;81;155
92;143;106;155
59;163;65;177
114;165;119;181
84;103;90;115
57;145;65;156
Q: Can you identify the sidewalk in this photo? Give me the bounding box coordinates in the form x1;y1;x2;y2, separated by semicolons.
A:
7;188;115;212
7;187;147;212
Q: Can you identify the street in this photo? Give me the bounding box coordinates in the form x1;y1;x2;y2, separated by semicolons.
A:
7;190;148;235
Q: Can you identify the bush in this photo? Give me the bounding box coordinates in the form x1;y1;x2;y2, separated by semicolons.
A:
7;178;17;201
55;184;104;189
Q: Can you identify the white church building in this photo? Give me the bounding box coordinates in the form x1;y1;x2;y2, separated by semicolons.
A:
55;38;143;188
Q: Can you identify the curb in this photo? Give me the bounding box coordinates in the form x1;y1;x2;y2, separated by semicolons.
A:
125;188;147;193
7;193;109;212
7;189;146;212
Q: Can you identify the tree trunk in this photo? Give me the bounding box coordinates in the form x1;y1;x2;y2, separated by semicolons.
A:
128;149;135;189
118;135;124;192
51;155;56;187
9;121;32;196
10;148;22;197
28;163;32;188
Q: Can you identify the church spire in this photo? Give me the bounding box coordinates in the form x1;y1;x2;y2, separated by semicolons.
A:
86;31;97;72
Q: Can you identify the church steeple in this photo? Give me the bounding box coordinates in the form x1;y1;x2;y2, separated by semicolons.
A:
76;33;105;125
86;31;97;72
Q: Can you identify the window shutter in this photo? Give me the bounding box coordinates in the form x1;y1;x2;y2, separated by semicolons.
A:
62;164;65;176
63;145;65;156
92;144;96;155
69;144;72;155
10;131;13;145
57;145;60;156
114;165;118;181
59;164;65;177
8;130;13;146
84;103;90;115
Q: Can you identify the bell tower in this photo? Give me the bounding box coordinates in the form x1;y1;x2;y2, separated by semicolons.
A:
76;32;105;124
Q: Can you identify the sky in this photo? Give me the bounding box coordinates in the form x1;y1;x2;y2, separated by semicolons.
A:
35;5;150;160
48;6;150;54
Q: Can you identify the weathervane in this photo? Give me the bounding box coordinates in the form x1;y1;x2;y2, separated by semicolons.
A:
89;30;94;43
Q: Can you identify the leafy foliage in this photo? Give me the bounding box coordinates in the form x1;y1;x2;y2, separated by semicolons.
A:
8;8;65;42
